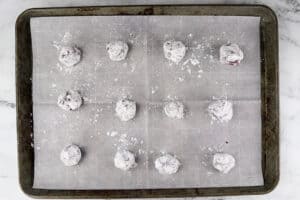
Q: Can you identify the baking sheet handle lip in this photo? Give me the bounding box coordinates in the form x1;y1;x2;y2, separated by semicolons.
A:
14;186;272;199
15;7;35;200
259;3;280;196
15;4;277;18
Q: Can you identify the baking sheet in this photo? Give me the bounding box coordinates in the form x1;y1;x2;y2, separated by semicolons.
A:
30;15;263;189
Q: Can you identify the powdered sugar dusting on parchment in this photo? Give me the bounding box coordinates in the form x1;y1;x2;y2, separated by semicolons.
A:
31;16;263;189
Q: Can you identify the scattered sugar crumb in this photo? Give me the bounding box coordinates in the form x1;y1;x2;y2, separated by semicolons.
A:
138;149;146;155
130;64;135;72
151;86;159;94
190;58;200;66
61;31;73;43
187;68;192;74
129;32;135;38
196;44;202;49
183;59;190;66
107;131;119;137
52;41;61;50
95;60;102;68
207;171;214;176
178;77;185;82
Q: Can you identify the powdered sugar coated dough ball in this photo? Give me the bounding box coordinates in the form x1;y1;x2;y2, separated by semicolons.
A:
106;41;129;61
220;43;244;66
163;40;186;64
155;154;181;175
208;100;233;123
60;144;82;166
57;90;83;111
115;98;136;121
59;46;82;67
213;153;235;174
114;150;137;171
164;101;185;119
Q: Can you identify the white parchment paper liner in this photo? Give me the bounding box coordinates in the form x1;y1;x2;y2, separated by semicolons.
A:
31;16;263;189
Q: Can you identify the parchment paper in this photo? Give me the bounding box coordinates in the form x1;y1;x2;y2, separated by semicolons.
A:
30;16;263;189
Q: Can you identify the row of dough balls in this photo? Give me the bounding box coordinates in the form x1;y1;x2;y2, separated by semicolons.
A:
58;40;244;67
61;145;236;174
57;90;233;123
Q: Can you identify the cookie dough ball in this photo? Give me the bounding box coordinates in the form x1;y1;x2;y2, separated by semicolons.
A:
220;43;244;66
213;153;235;174
208;100;233;123
163;40;186;64
59;46;82;67
60;144;82;166
115;98;136;121
164;101;185;119
57;90;83;111
114;150;137;171
155;154;181;175
106;41;129;61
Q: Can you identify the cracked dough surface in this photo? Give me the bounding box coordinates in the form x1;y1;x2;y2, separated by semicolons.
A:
57;90;83;111
58;46;82;67
115;99;136;121
106;41;129;61
114;150;137;171
163;40;186;64
155;154;181;175
208;100;233;123
164;101;185;119
60;144;82;167
220;43;244;66
213;153;236;174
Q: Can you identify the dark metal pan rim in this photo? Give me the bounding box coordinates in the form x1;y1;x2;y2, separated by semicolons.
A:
16;4;279;198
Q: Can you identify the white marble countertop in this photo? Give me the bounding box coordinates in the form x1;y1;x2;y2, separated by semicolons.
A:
0;0;299;199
